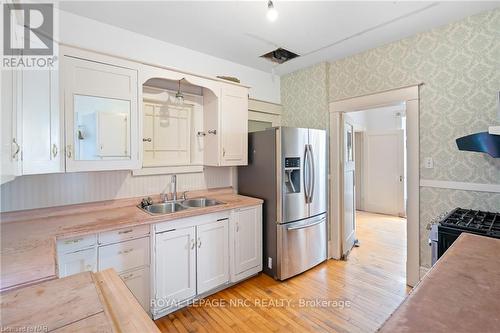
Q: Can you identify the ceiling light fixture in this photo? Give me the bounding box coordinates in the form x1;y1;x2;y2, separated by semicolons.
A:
175;78;184;105
267;0;278;22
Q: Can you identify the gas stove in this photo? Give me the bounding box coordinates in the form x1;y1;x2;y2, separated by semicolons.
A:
437;208;500;260
440;208;500;237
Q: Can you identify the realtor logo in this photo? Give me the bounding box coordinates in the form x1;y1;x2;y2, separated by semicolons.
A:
3;3;53;56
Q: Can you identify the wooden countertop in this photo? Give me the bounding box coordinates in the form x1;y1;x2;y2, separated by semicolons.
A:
0;187;262;292
0;269;160;332
379;233;500;332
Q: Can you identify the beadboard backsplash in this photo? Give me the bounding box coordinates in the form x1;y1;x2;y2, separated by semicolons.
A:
0;167;233;212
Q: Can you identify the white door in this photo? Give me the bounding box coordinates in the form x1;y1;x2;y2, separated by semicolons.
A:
363;130;405;216
58;248;97;278
220;85;248;166
155;227;196;304
21;69;62;174
232;207;262;275
342;114;356;257
197;219;229;294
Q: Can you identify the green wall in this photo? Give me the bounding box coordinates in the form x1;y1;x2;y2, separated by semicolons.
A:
281;8;500;268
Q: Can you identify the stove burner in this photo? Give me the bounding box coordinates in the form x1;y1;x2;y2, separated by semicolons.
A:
440;208;500;237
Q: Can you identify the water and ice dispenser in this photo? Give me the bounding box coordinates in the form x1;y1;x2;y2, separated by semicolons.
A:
284;157;301;193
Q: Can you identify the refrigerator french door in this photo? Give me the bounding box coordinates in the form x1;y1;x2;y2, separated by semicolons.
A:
238;127;327;280
280;127;326;223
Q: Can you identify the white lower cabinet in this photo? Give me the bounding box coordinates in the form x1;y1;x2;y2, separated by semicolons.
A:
57;232;150;313
120;267;150;311
155;227;197;306
230;206;263;282
197;219;229;294
58;247;97;278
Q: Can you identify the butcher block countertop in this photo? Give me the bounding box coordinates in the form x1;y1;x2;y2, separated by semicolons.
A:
379;233;500;333
0;187;262;292
0;269;160;332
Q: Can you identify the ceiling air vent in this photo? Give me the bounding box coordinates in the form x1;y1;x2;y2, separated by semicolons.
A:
260;48;299;64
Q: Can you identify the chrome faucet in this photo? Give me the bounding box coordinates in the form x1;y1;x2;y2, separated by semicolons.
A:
171;175;177;201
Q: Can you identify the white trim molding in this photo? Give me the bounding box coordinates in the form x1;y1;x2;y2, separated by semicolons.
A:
329;85;420;288
420;179;500;193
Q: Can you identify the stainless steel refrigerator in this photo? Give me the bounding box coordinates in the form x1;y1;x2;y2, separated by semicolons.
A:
238;127;327;280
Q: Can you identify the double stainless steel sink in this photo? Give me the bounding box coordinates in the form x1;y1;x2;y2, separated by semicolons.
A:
139;197;224;215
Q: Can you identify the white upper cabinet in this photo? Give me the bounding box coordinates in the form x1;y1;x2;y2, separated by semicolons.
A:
204;84;248;167
62;47;140;172
220;85;248;165
1;69;21;184
21;69;62;174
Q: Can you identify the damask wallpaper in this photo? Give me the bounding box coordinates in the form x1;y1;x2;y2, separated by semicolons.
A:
281;8;500;268
281;62;329;129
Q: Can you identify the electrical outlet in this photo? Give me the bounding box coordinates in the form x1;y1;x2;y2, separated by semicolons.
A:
268;257;272;269
424;157;434;169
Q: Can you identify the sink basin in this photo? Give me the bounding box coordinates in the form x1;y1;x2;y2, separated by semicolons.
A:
181;198;224;208
141;202;188;215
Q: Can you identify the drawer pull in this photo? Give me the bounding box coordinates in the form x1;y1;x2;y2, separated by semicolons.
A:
64;238;83;244
121;273;134;280
118;248;133;255
197;237;202;248
118;229;133;235
190;239;196;250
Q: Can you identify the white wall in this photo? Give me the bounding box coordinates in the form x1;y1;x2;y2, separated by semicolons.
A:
349;104;405;131
57;9;281;103
0;167;233;212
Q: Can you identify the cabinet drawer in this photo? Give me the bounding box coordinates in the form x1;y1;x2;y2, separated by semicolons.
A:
98;237;149;273
58;247;97;278
120;267;150;312
57;234;96;254
99;225;149;245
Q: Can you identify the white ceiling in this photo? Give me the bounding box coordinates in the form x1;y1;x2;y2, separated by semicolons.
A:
58;1;500;75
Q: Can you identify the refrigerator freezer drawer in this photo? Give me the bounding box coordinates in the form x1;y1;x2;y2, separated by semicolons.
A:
277;215;327;280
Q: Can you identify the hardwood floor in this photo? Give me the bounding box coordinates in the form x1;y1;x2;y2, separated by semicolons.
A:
155;211;408;333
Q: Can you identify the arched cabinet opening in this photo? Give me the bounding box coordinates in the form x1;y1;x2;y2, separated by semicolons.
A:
136;65;249;176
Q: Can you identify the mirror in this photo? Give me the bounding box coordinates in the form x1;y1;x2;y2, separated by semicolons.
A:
74;95;131;161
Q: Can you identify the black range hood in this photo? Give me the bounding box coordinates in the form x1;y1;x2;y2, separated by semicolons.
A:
456;132;500;158
456;92;500;158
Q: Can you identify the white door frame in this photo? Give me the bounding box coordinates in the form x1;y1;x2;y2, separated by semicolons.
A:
328;85;420;287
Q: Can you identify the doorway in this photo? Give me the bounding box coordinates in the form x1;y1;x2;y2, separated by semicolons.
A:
329;86;420;287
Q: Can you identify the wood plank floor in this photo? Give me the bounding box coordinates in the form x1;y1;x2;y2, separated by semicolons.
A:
156;211;408;333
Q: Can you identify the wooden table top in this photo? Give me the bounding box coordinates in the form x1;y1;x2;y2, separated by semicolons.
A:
379;233;500;332
0;187;262;292
0;269;160;333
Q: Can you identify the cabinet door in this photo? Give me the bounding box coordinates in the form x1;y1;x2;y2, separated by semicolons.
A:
232;206;262;276
58;248;97;278
197;219;229;294
21;69;62;174
63;54;139;172
155;227;196;306
220;85;248;166
120;267;150;312
1;69;21;184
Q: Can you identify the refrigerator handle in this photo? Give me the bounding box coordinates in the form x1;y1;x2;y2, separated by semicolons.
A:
303;145;310;203
308;144;315;203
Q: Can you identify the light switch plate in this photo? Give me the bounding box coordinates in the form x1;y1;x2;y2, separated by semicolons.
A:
268;257;272;269
424;157;434;169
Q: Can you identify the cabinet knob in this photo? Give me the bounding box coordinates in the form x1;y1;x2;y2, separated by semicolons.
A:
197;131;206;137
208;129;217;135
143;138;152;142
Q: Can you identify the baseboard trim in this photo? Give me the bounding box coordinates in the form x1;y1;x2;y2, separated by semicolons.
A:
420;179;500;193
